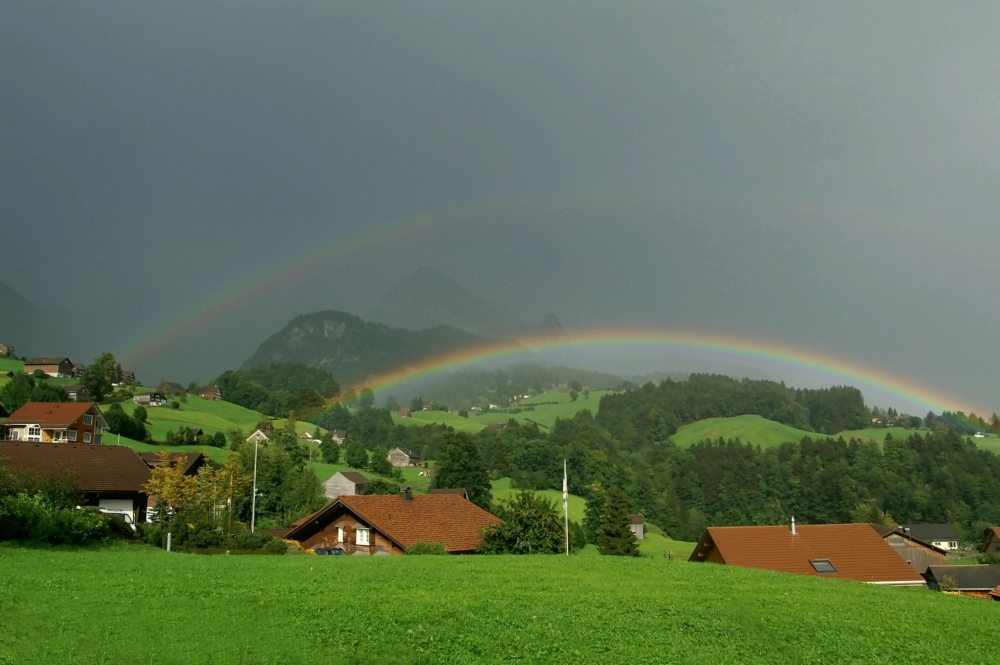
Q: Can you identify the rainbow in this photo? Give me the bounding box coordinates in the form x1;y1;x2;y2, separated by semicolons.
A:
350;328;986;416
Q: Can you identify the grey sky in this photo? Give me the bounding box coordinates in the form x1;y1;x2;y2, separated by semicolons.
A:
2;2;998;412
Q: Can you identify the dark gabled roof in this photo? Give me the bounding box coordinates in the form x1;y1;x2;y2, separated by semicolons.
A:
925;565;1000;591
870;524;948;554
158;382;186;393
333;471;369;485
138;452;205;475
391;446;420;459
630;514;644;525
981;527;1000;552
899;523;961;543
0;442;150;493
24;357;70;365
62;385;86;393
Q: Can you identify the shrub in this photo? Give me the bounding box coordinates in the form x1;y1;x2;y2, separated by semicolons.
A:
170;400;180;410
479;491;564;554
977;552;1000;564
0;494;111;545
939;575;959;592
363;478;400;495
264;538;288;555
407;541;447;555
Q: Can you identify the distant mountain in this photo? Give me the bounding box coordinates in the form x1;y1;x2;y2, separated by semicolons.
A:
367;266;566;344
242;310;520;387
0;280;76;359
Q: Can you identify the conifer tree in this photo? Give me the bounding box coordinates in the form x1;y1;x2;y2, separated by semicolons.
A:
597;488;640;556
431;432;491;509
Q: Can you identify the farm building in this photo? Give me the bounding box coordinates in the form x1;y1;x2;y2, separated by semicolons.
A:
0;402;107;444
0;342;12;357
870;524;947;574
0;441;150;525
117;369;136;385
388;446;421;467
246;429;270;444
981;527;1000;554
62;385;90;402
199;385;222;401
397;409;411;418
331;430;346;444
158;381;186;395
23;357;74;378
689;522;926;586
630;514;645;540
925;565;1000;598
282;489;501;555
322;471;369;499
898;523;960;551
133;391;167;407
428;488;469;500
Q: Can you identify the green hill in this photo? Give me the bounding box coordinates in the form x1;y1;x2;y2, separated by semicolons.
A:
4;547;997;663
671;415;815;449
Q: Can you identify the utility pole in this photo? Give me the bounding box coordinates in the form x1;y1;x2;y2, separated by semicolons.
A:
563;459;569;556
251;438;259;533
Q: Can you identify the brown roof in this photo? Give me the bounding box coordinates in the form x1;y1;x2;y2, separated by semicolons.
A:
630;513;644;525
138;452;205;475
689;524;925;585
286;494;501;553
428;488;468;499
0;442;151;493
25;357;70;365
4;402;103;427
335;471;369;485
983;527;1000;552
990;585;1000;600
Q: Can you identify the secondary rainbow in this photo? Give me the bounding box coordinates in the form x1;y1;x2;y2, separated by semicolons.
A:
351;328;984;415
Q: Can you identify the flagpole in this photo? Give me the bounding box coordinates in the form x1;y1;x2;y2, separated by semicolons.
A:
563;459;569;556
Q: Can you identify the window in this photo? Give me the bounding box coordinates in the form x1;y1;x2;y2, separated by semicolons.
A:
83;432;92;443
356;528;370;546
27;426;41;441
337;526;344;543
95;426;102;435
83;415;93;426
9;430;18;440
810;559;836;574
68;430;77;442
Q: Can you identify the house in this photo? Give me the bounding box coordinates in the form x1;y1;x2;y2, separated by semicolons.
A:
117;369;136;385
62;385;90;402
397;409;411;418
870;524;947;574
688;522;926;586
23;357;74;378
899;523;961;551
331;430;347;444
630;514;645;540
138;451;207;476
925;565;1000;598
0;402;108;444
0;441;150;524
199;386;222;401
72;363;86;378
387;446;421;467
158;381;186;395
982;527;1000;554
322;471;369;499
298;431;321;443
133;391;167;407
428;488;469;500
246;429;270;445
0;342;12;357
282;489;502;555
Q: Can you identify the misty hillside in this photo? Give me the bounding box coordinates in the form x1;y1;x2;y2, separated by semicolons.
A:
242;310;506;387
0;280;75;358
367;266;565;340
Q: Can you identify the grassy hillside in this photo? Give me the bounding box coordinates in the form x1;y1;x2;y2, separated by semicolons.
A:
840;426;1000;454
490;477;586;524
0;358;82;389
392;391;612;433
2;545;997;664
671;415;814;449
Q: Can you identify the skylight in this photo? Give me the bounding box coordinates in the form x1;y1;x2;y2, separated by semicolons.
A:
810;559;836;573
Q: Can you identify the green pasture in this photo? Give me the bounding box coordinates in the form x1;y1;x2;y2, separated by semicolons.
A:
671;414;813;449
490;477;586;524
3;545;998;664
0;357;25;374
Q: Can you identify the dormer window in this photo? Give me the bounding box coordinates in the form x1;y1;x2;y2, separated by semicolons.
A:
810;559;836;574
83;415;93;426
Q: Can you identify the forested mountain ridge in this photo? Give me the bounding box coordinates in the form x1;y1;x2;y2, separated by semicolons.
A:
242;310;516;387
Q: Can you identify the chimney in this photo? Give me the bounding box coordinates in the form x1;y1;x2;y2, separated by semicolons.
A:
400;487;413;502
790;517;796;535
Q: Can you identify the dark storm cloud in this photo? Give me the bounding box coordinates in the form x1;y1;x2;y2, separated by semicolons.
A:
2;2;998;409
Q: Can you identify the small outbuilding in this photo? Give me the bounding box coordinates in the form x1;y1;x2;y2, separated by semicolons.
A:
323;471;369;499
630;514;645;540
925;565;1000;599
387;446;421;467
981;527;1000;555
133;391;167;407
898;523;961;551
870;524;948;574
62;385;91;402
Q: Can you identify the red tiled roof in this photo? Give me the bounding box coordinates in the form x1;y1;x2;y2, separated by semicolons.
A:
4;402;101;427
990;585;1000;600
689;524;925;584
286;494;501;553
0;442;151;493
138;452;205;475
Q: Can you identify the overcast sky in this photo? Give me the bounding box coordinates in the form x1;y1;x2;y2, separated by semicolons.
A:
2;2;998;413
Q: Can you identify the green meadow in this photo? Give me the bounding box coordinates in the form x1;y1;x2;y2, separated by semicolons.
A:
113;396;321;440
2;544;998;665
671;414;813;449
490;477;586;523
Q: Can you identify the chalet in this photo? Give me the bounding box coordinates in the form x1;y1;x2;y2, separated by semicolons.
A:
331;430;347;445
0;441;150;524
982;528;1000;554
199;386;222;401
322;471;369;499
246;429;270;445
133;391;167;407
158;381;186;395
925;565;1000;598
870;524;947;574
630;514;645;540
387;446;421;467
397;409;411;418
117;369;136;385
899;523;961;551
688;522;926;586
0;402;107;444
0;342;12;357
282;490;501;555
62;385;90;402
428;488;469;500
72;363;86;378
24;357;74;378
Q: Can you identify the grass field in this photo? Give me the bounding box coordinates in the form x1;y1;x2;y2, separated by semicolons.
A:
490;477;586;524
0;358;82;388
672;415;813;449
391;391;611;433
2;544;998;664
